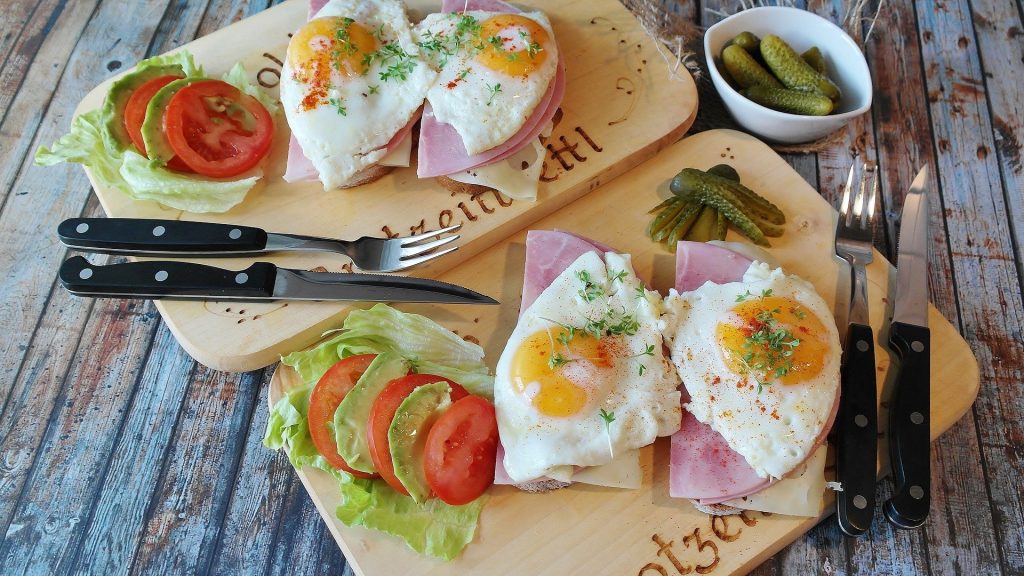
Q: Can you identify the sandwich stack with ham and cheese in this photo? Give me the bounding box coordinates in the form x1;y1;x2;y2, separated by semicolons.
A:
281;0;436;190
492;232;842;518
413;0;565;201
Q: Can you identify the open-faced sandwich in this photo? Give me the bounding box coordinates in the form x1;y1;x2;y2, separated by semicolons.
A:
414;0;565;201
282;0;437;189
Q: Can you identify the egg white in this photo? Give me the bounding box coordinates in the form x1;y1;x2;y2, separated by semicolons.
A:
280;0;436;189
414;11;559;155
494;252;682;483
659;262;841;479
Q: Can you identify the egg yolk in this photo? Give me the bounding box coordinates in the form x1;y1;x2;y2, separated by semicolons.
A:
287;17;378;111
475;14;549;76
510;328;609;417
716;296;830;386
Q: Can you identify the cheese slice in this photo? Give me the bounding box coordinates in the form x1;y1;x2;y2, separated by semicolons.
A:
721;444;828;517
379;131;413;168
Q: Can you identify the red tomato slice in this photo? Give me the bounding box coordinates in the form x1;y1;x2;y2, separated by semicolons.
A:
424;395;498;505
308;354;379;479
163;79;274;178
367;374;469;496
122;74;193;172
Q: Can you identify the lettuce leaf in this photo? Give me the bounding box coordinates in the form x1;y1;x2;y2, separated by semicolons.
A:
269;304;493;560
282;303;493;398
336;475;485;561
33;50;272;214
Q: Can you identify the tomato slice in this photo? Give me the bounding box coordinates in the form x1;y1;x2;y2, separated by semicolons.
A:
367;374;469;496
163;79;274;178
122;74;193;172
424;395;498;505
308;354;379;479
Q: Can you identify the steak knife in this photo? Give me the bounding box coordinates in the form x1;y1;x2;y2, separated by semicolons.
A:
884;165;931;529
58;256;498;305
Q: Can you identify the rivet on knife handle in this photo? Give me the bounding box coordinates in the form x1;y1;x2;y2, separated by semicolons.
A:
836;322;878;536
58;218;269;256
884;321;930;529
58;256;277;299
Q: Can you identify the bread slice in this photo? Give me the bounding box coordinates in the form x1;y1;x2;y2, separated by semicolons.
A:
513;478;571;493
435;175;495;196
339;164;395;189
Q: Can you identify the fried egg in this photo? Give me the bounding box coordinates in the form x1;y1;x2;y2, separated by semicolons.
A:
414;11;559;155
280;0;436;189
494;252;682;483
660;262;841;479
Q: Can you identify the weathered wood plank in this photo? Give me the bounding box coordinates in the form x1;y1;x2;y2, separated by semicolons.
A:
126;364;263;575
0;0;67;131
915;1;1024;574
0;0;42;78
969;0;1024;289
0;289;160;573
63;323;196;575
265;470;351;576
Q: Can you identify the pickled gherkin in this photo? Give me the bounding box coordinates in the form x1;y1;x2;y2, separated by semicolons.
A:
729;31;761;53
722;45;782;90
742;85;833;116
801;46;827;75
759;34;840;100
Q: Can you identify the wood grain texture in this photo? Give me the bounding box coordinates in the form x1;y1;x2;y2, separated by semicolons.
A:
0;1;1020;575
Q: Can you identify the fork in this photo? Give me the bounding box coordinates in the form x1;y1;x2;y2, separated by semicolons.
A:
57;218;462;273
834;161;880;537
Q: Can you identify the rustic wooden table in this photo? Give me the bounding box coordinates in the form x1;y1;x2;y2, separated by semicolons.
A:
0;0;1020;574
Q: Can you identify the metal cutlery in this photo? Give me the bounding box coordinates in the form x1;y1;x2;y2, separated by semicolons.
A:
834;160;880;536
884;165;932;530
58;218;462;273
58;256;498;305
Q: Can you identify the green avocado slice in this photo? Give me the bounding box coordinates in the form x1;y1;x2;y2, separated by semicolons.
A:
333;352;411;474
389;381;452;503
140;78;192;167
101;64;184;151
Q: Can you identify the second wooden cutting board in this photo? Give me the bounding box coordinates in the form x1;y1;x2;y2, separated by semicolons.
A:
268;129;979;576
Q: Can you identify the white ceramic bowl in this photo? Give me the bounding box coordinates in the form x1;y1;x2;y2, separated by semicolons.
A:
704;6;872;143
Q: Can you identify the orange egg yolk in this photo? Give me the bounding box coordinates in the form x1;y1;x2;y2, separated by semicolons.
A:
510;328;610;417
287;17;377;110
475;14;549;76
716;296;829;386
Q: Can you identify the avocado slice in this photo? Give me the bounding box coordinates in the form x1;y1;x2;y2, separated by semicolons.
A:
102;64;185;150
333;352;411;474
389;381;452;503
141;78;192;167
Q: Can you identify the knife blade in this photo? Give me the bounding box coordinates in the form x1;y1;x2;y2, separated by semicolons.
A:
884;165;931;529
58;256;498;305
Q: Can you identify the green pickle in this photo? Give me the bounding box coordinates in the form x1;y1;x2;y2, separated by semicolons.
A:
722;45;782;90
759;34;840;100
707;164;740;182
729;31;761;53
801;46;827;75
742;85;834;116
684;207;718;242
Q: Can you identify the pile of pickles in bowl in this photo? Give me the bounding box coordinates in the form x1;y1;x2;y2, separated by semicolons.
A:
703;6;872;143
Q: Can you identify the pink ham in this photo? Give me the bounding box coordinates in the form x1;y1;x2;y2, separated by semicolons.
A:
442;0;519;11
668;241;840;504
519;230;606;313
308;0;329;18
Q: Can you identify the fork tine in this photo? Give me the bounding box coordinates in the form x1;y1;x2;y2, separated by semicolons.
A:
387;245;459;272
401;223;462;246
841;163;855;225
852;164;867;222
863;162;878;228
399;234;460;258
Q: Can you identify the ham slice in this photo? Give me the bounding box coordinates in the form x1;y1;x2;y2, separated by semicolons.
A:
668;241;840;504
417;1;566;179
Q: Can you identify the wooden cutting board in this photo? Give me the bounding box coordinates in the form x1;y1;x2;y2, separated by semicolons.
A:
72;0;698;372
269;129;979;576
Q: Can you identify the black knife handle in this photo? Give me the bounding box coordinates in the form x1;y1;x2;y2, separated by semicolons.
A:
836;322;878;536
58;218;268;256
884;321;930;529
58;256;277;300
